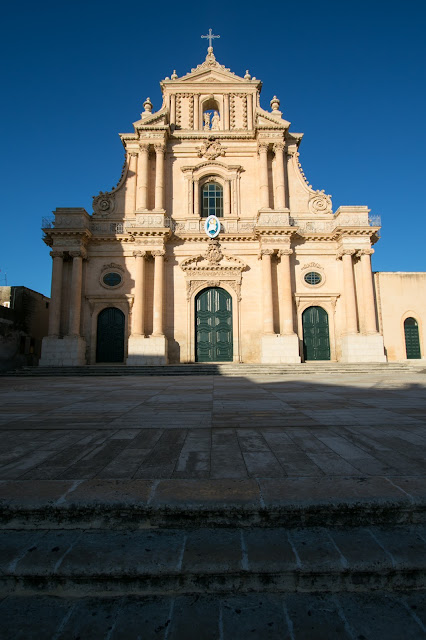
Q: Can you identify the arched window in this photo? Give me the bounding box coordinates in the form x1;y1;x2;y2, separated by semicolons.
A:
201;182;223;218
404;317;421;359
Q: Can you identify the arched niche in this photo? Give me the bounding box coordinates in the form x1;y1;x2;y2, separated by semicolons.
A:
201;95;222;131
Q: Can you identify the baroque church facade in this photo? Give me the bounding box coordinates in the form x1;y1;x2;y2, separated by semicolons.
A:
40;46;425;366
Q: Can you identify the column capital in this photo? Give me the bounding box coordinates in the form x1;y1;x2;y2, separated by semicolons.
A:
337;248;356;260
50;250;64;259
139;143;150;153
260;248;274;257
128;151;138;158
151;249;166;257
278;248;293;257
154;143;165;153
69;249;87;260
257;142;269;154
133;250;147;258
358;248;374;257
273;141;285;153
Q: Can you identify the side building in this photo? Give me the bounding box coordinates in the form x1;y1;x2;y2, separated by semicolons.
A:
40;47;424;366
0;286;50;371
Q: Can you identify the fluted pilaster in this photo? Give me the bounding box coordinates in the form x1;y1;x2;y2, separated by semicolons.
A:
68;249;86;337
152;250;165;336
132;251;147;336
48;251;64;336
339;249;358;334
261;249;275;334
278;248;294;335
358;248;378;334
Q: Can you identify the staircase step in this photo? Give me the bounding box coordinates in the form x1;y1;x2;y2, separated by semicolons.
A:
1;525;425;596
3;362;421;377
1;591;425;639
1;478;424;529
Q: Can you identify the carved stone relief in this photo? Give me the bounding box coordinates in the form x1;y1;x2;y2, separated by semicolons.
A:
308;190;332;214
93;193;116;216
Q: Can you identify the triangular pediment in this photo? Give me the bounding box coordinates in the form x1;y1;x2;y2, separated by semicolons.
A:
133;107;169;128
255;107;290;129
171;50;247;85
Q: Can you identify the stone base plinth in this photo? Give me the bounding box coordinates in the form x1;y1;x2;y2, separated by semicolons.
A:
260;334;301;364
39;336;87;366
126;335;168;365
340;334;387;363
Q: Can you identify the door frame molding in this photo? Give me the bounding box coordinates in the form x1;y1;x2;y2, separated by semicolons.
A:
187;280;241;363
86;295;133;364
402;312;423;359
295;293;340;362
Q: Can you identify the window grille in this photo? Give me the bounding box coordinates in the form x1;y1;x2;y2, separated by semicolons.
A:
201;182;223;218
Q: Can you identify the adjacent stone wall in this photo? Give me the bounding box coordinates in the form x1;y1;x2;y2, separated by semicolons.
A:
375;272;426;361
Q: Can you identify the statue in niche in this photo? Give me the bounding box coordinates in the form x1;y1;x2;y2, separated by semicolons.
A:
211;111;220;130
203;112;211;130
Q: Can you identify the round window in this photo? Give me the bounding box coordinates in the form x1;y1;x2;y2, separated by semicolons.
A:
304;271;322;286
103;272;122;287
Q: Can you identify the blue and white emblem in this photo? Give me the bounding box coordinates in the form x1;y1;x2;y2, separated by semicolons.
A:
204;215;220;239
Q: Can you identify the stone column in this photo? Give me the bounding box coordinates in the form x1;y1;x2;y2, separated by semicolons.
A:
194;94;200;130
359;248;378;334
193;179;200;216
278;248;294;335
152;250;165;336
261;249;275;334
48;251;64;336
68;250;85;337
258;143;269;209
154;144;165;210
125;152;137;213
273;142;286;210
132;251;146;336
136;143;149;210
223;94;230;130
246;94;253;130
170;94;176;125
340;249;358;334
224;180;231;216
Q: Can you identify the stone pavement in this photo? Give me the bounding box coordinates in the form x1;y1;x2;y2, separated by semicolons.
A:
1;371;426;639
0;371;425;481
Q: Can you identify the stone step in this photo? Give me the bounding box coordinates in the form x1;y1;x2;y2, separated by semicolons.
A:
2;592;425;639
1;478;424;530
4;362;419;376
1;525;426;597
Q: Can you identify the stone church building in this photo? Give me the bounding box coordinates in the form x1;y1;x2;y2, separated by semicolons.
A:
40;46;425;366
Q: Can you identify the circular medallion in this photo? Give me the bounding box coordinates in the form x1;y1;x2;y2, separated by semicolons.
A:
204;215;220;239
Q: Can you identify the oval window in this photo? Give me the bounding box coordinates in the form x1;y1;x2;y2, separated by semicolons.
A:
103;272;122;287
304;271;322;286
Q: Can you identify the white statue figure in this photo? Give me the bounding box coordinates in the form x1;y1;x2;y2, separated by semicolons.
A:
203;112;211;130
211;111;220;130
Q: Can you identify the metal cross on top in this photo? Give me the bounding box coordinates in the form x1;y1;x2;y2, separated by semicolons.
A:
201;28;220;48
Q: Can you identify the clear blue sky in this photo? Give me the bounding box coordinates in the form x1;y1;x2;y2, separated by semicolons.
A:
1;0;425;297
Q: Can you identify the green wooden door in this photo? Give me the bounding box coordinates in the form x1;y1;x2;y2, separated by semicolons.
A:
196;288;233;362
404;317;421;359
302;306;330;361
96;307;125;363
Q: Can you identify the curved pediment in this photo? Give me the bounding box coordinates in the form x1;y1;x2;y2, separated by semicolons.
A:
180;239;247;273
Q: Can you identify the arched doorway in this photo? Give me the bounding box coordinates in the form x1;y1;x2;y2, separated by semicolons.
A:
196;287;232;362
96;307;125;363
404;317;421;359
302;306;330;361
